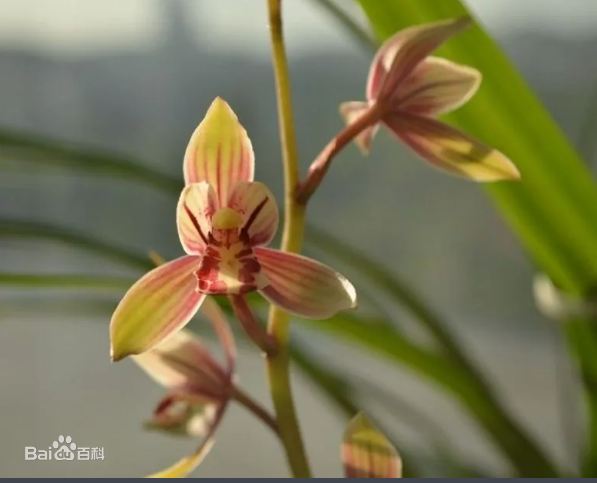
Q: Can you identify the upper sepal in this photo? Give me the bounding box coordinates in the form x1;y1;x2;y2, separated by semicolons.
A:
183;97;255;204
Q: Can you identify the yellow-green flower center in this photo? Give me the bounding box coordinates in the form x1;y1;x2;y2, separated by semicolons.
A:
212;207;243;230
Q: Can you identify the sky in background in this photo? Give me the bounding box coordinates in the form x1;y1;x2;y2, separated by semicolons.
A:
0;0;595;57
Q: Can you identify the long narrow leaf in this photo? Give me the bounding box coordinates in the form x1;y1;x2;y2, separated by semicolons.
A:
0;129;181;194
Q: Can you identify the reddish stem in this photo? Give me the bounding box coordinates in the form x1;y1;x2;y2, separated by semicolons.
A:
296;102;384;204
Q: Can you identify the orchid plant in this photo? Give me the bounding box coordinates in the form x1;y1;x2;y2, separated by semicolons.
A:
108;4;519;478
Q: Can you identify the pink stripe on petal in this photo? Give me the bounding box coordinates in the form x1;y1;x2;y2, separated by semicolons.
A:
177;182;218;255
183;98;255;205
397;57;481;116
342;413;402;478
378;17;471;103
384;112;520;182
110;255;204;361
339;101;380;155
227;181;279;247
255;247;357;320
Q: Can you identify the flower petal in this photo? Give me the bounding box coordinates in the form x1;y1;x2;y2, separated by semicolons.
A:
397;56;481;116
255;247;357;319
146;403;228;478
384;112;520;181
146;439;215;478
376;17;472;102
145;393;219;438
132;329;225;391
342;412;402;478
183;97;255;205
110;255;204;361
227;181;279;246
177;182;218;255
339;102;380;154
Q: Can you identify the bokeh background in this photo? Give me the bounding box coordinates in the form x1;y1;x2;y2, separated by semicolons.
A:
0;0;596;477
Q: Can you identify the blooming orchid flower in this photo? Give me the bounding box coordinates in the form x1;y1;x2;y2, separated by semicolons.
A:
340;17;519;182
134;297;235;478
110;98;357;361
341;412;401;478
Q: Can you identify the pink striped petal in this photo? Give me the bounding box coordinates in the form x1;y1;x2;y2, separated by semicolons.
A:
132;329;226;392
226;181;279;246
177;182;218;255
183;97;255;205
397;57;481;116
342;412;402;478
384;112;520;181
375;17;471;103
110;255;204;361
339;102;380;154
255;247;357;319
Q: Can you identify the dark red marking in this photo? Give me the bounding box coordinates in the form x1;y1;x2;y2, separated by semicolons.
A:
183;203;208;245
242;197;269;236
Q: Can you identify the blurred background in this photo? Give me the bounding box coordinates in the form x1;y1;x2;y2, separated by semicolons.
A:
0;0;596;477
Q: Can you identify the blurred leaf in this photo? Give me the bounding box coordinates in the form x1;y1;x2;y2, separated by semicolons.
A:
0;219;153;271
0;273;134;290
310;0;378;53
0;129;181;194
301;311;557;476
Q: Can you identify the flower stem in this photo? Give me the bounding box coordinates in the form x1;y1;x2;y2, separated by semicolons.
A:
232;386;280;437
296;103;382;204
266;0;312;478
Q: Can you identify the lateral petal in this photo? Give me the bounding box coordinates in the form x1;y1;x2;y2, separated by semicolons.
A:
377;17;472;102
183;97;255;205
255;247;357;320
110;255;204;361
177;182;218;255
398;57;481;116
384;112;520;181
227;181;279;247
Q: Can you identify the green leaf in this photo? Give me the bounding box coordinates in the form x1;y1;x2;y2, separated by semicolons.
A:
0;219;153;271
301;311;558;477
0;129;181;194
0;273;134;290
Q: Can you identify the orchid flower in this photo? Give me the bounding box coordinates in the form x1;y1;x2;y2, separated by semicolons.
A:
339;17;519;182
134;297;235;478
341;413;402;478
110;97;357;361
